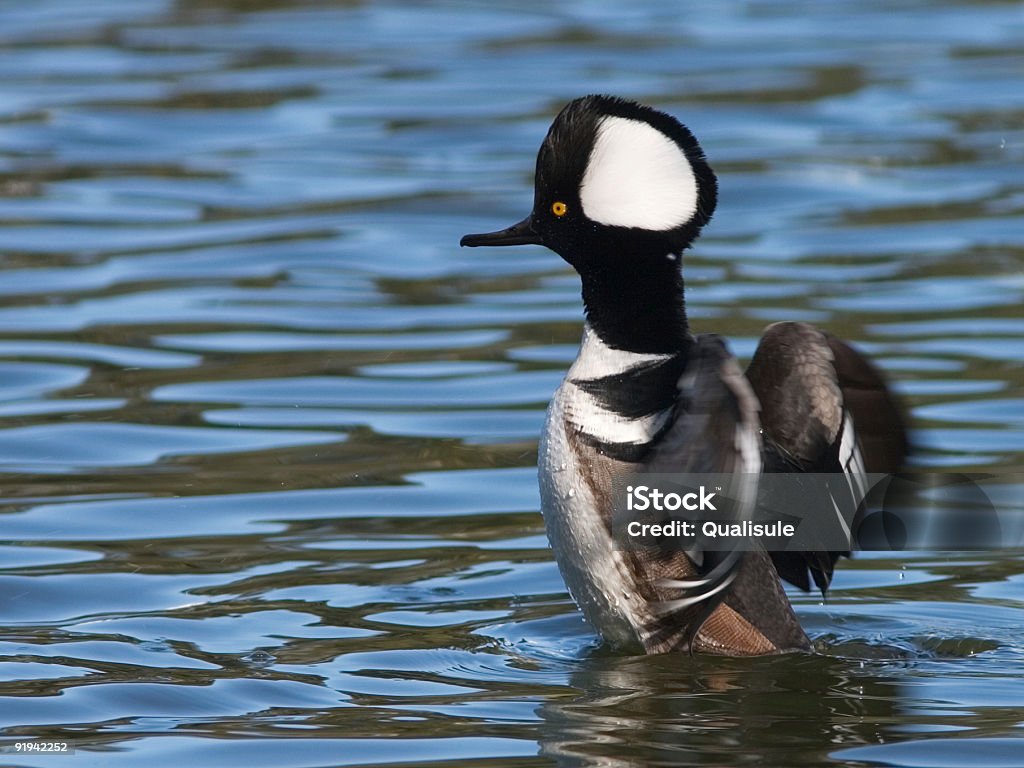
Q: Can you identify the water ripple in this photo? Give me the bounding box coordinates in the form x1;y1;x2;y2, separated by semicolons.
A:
0;0;1022;765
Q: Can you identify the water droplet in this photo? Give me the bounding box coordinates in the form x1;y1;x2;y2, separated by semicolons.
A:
242;650;276;667
566;488;576;498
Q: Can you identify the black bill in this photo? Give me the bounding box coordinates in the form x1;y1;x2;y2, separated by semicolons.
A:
460;215;541;247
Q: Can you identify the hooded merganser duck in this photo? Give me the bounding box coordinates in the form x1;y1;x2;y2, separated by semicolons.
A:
461;95;907;655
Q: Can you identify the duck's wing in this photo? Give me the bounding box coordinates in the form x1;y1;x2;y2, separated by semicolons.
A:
629;334;807;654
744;321;909;593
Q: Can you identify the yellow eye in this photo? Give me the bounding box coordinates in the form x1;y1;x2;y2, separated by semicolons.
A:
551;201;568;217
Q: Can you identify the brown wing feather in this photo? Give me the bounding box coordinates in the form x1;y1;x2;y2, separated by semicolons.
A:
746;322;910;594
825;334;908;474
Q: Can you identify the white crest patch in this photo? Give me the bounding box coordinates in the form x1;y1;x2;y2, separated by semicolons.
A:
580;115;699;231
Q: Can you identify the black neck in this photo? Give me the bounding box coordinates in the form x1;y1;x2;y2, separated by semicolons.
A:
579;257;690;354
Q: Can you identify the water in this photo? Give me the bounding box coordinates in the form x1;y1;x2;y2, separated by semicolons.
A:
0;1;1022;766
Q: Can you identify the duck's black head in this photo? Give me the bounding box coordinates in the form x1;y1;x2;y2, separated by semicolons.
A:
461;95;718;353
462;95;716;264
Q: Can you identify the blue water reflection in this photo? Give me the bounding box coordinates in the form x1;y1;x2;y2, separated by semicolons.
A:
0;1;1022;766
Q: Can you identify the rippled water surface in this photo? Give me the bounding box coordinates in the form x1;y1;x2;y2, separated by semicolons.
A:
1;1;1023;766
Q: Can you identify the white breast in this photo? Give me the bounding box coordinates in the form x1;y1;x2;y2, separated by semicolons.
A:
537;324;684;648
538;388;646;648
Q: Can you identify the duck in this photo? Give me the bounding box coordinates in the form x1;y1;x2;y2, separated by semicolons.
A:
461;95;907;655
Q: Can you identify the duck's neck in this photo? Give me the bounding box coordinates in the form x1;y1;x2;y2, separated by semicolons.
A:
579;257;690;355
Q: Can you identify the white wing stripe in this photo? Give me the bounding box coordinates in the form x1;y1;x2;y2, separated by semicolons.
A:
838;411;868;503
